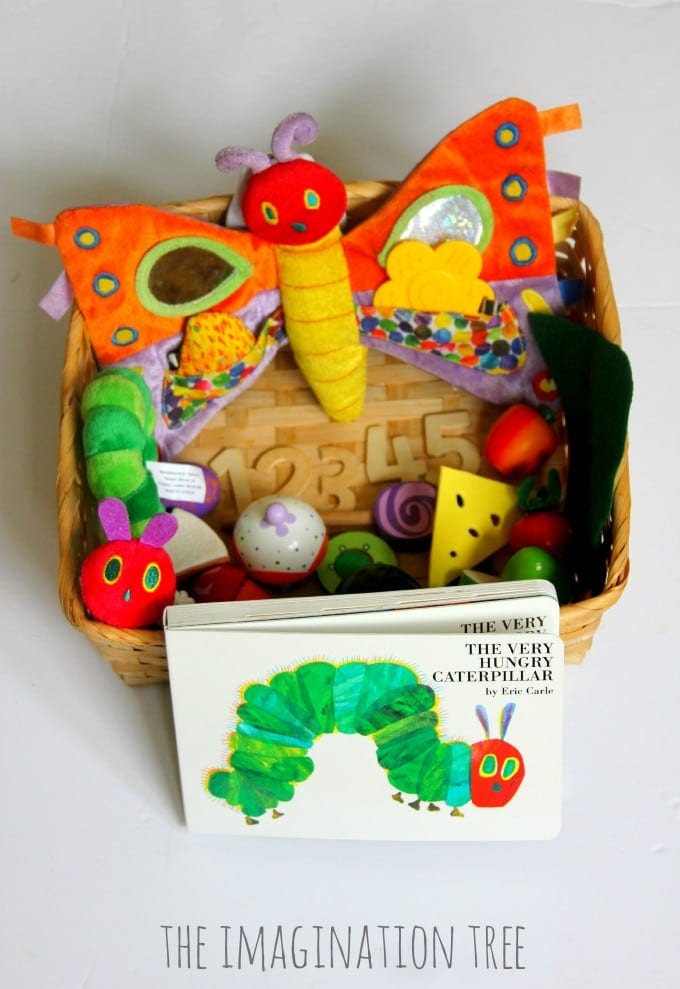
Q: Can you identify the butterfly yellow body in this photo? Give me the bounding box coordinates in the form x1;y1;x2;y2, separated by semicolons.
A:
275;226;367;422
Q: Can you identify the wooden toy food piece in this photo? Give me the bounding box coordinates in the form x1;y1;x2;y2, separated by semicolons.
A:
164;508;230;579
317;532;398;593
336;563;421;594
501;547;571;604
231;496;328;585
190;563;272;604
428;466;520;587
508;511;570;561
483;404;558;479
373;481;436;551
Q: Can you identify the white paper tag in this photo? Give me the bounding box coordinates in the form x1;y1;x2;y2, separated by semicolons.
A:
147;461;207;504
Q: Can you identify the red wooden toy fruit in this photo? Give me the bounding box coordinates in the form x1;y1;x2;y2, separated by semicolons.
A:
509;511;570;560
190;563;272;604
483;404;558;478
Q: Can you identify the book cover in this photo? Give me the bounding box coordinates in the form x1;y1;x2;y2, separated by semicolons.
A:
167;628;563;841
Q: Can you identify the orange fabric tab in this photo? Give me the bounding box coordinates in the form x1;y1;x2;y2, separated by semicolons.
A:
538;104;582;137
10;216;56;245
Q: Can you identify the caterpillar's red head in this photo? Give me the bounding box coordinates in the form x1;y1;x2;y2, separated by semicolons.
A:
216;112;346;246
470;704;525;808
80;498;178;628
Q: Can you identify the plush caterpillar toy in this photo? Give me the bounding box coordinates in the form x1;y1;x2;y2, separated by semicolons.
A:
81;368;163;536
206;660;524;824
216;113;367;422
80;498;178;628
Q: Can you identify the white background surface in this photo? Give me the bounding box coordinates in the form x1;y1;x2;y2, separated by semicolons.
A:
1;1;678;986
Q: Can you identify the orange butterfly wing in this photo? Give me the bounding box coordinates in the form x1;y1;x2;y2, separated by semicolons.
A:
51;204;278;365
343;97;581;291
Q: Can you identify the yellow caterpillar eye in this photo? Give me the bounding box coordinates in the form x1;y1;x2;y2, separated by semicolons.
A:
479;754;498;778
143;562;161;593
103;555;123;585
304;189;320;210
261;202;279;225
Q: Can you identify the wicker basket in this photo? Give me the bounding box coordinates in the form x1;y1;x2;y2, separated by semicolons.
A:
56;183;630;685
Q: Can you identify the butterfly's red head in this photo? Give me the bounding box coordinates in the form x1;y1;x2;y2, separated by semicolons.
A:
216;112;346;246
241;158;346;246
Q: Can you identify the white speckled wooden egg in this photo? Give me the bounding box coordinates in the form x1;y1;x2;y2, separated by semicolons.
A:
231;497;328;584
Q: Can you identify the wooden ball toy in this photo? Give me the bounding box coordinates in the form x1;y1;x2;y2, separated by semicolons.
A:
231;496;328;585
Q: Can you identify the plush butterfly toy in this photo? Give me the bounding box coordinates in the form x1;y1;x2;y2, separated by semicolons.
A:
13;98;584;458
80;498;178;628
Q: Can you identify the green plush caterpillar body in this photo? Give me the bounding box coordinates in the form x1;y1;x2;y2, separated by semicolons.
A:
206;660;525;823
82;368;163;536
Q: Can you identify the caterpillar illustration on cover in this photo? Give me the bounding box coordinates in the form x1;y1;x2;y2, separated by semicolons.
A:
205;660;525;824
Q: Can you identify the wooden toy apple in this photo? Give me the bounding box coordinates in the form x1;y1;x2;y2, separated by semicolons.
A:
483;404;558;478
509;511;570;560
501;546;571;604
189;563;272;603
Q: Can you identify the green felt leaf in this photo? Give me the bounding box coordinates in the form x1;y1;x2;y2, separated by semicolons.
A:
530;314;632;591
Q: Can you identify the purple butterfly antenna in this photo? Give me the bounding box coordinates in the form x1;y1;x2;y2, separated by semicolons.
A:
215;145;271;175
271;112;318;162
475;704;490;740
139;511;179;549
499;703;516;740
98;498;131;542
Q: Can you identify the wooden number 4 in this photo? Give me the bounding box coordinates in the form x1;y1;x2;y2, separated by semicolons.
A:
365;424;428;483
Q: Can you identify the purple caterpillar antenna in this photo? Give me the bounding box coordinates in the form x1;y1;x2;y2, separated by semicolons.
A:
499;703;516;740
215;145;271;175
140;511;178;549
475;704;490;739
98;498;131;542
271;112;318;162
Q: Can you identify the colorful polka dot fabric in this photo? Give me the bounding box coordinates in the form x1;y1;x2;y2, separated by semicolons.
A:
162;309;285;429
357;304;526;374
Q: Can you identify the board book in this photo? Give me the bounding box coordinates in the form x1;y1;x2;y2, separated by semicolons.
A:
165;581;563;840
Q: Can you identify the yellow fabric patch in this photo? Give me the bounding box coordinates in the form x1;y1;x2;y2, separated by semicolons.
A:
551;206;578;244
521;289;553;315
177;312;255;377
374;240;494;314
